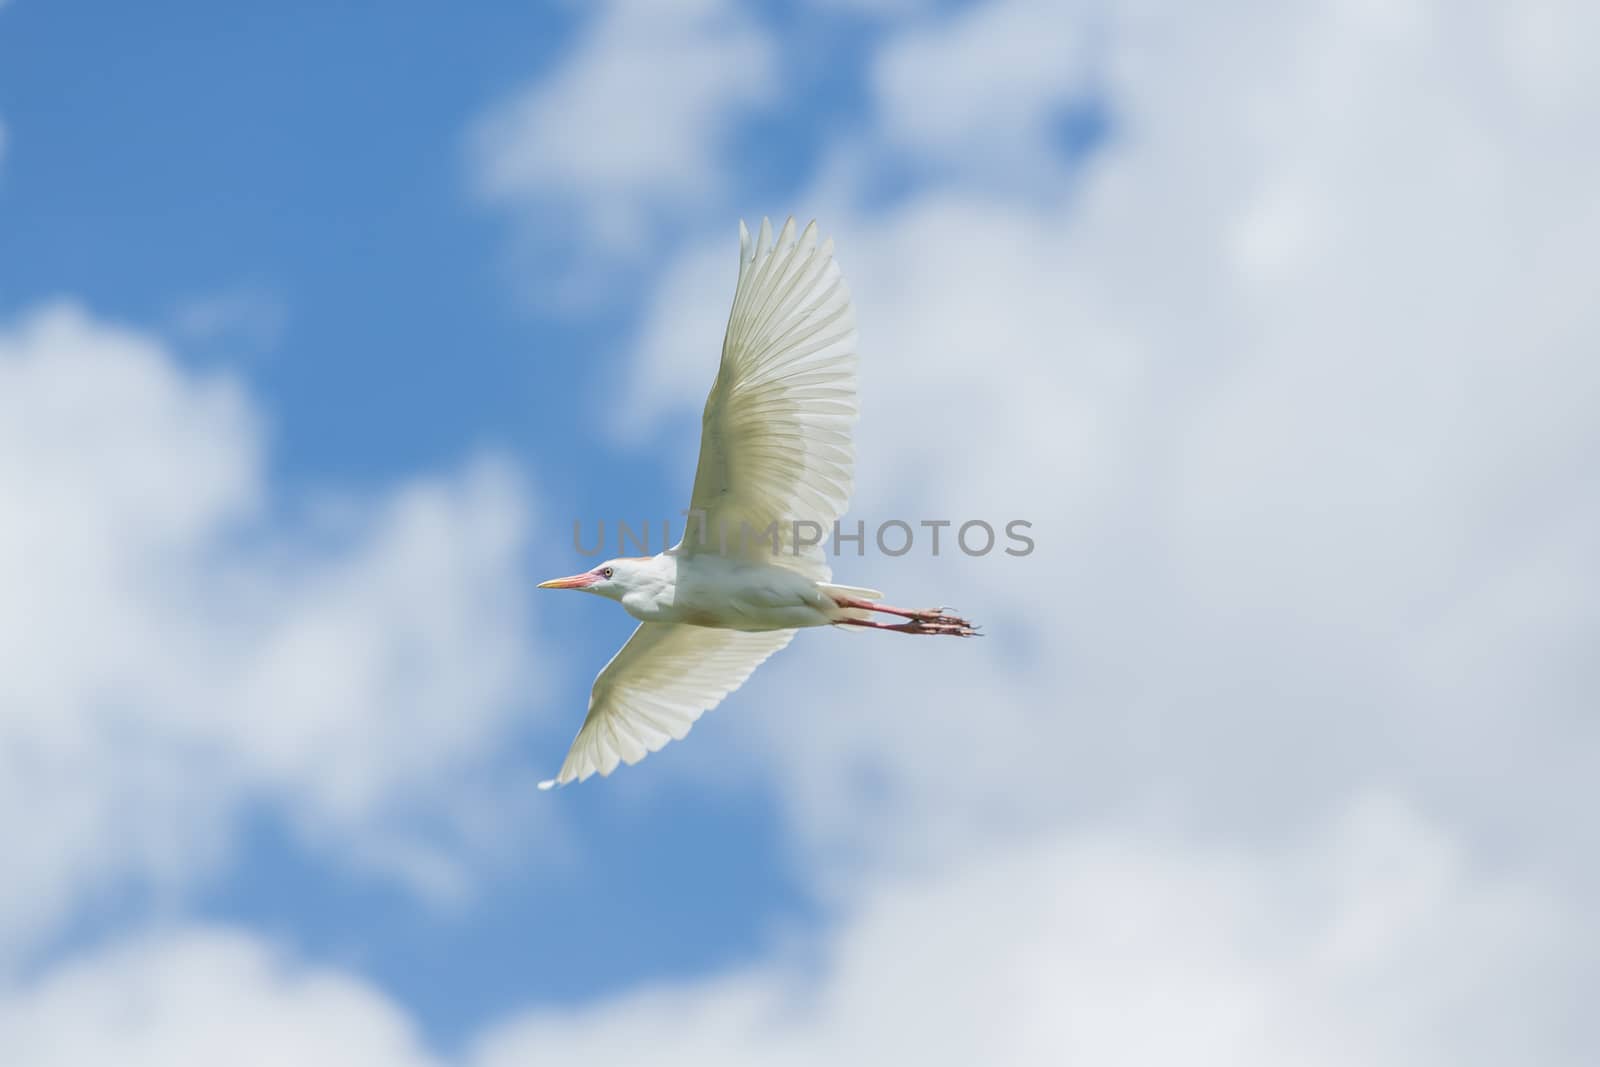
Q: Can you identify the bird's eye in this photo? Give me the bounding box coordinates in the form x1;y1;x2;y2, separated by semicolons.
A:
602;567;614;579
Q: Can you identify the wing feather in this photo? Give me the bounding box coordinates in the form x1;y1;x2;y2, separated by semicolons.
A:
539;622;795;788
680;217;857;580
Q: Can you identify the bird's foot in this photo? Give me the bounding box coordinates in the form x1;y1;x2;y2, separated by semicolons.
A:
912;606;976;629
896;617;982;637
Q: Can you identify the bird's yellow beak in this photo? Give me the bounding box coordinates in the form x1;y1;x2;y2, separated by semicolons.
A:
538;571;600;590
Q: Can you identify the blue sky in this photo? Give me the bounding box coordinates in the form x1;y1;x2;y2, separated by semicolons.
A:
2;1;583;483
2;1;1597;1063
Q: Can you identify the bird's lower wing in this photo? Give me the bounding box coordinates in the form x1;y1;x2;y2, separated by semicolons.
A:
540;622;797;788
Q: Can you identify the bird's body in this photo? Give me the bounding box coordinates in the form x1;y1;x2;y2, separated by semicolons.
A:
607;553;850;632
538;217;977;788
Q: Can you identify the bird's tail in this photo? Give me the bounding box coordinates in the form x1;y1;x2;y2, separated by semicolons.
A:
817;581;885;601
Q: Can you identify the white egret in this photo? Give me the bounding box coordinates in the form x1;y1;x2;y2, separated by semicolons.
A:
537;217;977;788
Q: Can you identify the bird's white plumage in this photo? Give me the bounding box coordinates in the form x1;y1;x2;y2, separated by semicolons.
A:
539;622;795;788
543;217;862;787
681;216;857;581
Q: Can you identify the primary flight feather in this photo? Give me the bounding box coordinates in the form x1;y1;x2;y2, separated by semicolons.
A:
537;217;978;788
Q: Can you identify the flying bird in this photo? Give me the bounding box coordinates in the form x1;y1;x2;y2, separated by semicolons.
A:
537;217;977;788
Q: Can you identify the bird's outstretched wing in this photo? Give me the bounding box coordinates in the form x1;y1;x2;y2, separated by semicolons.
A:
679;217;857;581
539;622;796;788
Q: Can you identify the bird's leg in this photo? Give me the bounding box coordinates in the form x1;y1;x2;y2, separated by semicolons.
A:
836;617;980;637
831;596;976;630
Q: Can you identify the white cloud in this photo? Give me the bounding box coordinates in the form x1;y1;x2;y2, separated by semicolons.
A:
0;928;439;1067
3;797;1586;1066
474;796;1591;1065
873;0;1096;181
167;285;288;355
808;0;935;14
0;304;545;966
620;0;1600;887
470;0;775;303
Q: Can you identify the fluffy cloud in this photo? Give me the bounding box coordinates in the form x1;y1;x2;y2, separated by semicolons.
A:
477;796;1590;1065
0;929;438;1067
621;0;1600;885
873;0;1097;181
9;797;1583;1066
470;0;775;303
0;304;544;966
166;285;288;356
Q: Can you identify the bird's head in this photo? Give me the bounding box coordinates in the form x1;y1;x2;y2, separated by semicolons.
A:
537;558;642;601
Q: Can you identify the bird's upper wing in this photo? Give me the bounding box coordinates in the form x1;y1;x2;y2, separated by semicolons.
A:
539;622;796;788
679;217;857;581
